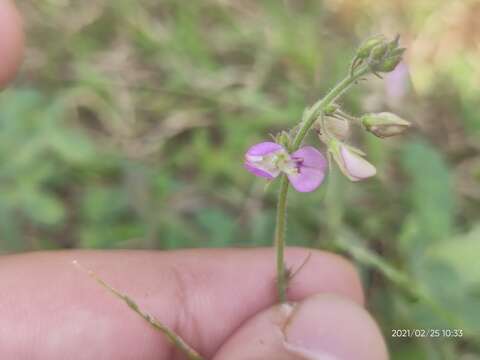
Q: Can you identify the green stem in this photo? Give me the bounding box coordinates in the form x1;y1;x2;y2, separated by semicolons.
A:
292;66;369;151
274;66;369;303
334;109;358;123
275;175;290;302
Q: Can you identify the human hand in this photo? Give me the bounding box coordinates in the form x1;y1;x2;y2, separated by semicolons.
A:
0;5;387;359
0;249;387;359
0;0;23;89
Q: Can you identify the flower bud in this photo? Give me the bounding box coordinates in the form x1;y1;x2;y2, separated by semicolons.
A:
376;48;405;72
277;130;292;148
356;35;386;60
367;35;405;74
328;140;376;182
386;34;400;52
326;117;350;141
361;112;411;138
369;43;389;62
324;103;339;115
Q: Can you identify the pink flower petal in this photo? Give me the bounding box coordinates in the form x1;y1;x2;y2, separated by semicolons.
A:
246;142;284;157
287;146;328;192
340;146;376;181
244;142;285;179
292;146;328;171
244;162;275;179
385;62;410;101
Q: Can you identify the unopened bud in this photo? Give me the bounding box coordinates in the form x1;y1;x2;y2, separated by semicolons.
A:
376;56;400;73
277;130;292;148
367;35;405;74
356;35;386;60
378;49;406;72
361;112;411;138
369;43;389;62
324;103;339;115
386;34;400;52
326;117;350;141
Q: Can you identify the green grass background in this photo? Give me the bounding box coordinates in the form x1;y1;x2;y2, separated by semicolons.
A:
2;0;480;358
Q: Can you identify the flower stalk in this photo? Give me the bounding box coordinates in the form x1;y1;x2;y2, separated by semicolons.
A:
274;64;370;303
245;36;408;304
291;65;370;151
275;175;290;302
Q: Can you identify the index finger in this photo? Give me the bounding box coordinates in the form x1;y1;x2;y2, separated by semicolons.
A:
0;248;363;359
0;0;24;88
0;5;363;360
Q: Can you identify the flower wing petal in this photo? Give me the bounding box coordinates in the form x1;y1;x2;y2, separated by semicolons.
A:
246;142;284;157
244;142;285;179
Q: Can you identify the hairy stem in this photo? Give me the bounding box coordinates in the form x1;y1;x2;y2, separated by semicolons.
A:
292;66;369;150
274;66;369;303
275;175;290;302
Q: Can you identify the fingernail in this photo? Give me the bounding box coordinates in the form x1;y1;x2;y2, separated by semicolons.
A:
283;294;388;360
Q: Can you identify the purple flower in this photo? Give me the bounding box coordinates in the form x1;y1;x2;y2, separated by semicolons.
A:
244;142;327;192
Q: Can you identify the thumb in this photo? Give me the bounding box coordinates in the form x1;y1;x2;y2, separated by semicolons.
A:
213;294;388;360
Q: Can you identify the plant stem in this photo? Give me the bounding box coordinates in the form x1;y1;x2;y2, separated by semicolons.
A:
292;66;369;151
335;109;358;123
275;175;290;302
274;65;369;303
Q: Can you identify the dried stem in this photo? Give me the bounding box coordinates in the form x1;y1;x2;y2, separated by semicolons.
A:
72;261;204;360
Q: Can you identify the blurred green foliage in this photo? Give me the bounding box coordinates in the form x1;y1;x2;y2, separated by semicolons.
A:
2;0;480;358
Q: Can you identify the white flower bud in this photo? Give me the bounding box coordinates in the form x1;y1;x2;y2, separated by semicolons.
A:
361;112;411;138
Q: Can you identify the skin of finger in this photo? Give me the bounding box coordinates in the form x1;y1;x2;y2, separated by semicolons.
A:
0;0;24;88
0;248;363;359
213;294;388;360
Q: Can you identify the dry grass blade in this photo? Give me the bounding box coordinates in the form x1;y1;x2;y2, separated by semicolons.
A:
72;260;204;360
